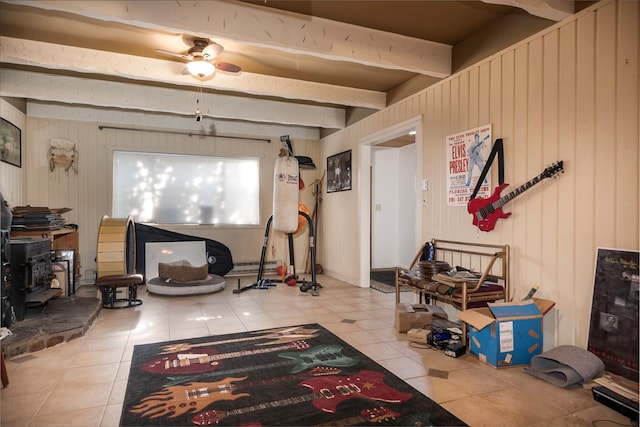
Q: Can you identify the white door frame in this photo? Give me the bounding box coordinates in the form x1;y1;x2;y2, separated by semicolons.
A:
357;115;423;287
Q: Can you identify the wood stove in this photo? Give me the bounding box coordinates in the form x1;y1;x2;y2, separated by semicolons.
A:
9;238;56;321
1;230;13;327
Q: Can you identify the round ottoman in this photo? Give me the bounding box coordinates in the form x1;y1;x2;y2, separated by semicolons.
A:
147;274;225;296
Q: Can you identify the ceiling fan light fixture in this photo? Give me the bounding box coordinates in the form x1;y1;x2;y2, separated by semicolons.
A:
186;60;215;78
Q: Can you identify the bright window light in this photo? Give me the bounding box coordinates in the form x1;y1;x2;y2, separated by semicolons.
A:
113;151;259;225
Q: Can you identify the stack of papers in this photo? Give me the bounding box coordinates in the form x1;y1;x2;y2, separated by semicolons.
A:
11;206;71;231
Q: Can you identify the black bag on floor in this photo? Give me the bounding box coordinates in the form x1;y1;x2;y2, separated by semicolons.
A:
134;223;234;278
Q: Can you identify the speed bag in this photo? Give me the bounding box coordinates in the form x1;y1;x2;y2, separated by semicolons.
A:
273;156;299;233
295;203;310;235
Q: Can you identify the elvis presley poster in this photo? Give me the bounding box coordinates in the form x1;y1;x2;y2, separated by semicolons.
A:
446;124;492;206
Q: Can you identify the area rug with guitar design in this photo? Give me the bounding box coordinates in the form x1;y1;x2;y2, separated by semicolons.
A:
120;323;466;426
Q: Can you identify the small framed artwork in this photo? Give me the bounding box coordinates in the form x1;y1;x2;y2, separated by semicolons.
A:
0;118;21;168
51;261;71;296
327;150;352;193
55;250;76;294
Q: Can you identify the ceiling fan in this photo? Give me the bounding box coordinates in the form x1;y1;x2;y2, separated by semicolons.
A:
156;36;241;80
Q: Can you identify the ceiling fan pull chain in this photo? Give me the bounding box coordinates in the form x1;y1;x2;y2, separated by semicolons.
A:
194;85;203;121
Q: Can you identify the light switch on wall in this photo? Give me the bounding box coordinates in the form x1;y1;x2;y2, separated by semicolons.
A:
421;179;428;191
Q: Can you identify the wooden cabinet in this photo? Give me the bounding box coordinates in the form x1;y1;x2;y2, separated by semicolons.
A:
11;228;79;278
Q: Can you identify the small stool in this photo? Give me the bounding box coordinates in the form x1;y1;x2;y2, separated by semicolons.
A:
96;274;143;309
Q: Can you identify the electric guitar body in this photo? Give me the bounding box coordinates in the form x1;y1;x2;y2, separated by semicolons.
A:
467;183;512;232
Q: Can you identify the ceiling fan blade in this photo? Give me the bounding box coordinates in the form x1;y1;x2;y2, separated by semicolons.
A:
155;49;191;61
214;62;241;73
204;42;224;58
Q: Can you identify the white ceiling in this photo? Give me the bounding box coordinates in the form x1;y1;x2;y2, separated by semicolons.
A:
0;0;590;136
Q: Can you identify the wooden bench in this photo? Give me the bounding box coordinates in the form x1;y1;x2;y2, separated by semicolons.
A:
396;239;510;342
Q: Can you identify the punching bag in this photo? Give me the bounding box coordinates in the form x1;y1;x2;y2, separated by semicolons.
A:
273;156;299;232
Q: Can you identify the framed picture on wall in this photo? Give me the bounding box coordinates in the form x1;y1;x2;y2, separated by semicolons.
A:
327;150;352;193
0;118;21;168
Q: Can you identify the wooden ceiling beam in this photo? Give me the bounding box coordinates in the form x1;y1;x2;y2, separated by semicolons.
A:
0;37;386;110
0;69;346;129
482;0;574;21
26;101;322;140
6;0;452;78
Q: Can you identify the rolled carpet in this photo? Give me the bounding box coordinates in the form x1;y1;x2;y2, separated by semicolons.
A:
523;345;605;387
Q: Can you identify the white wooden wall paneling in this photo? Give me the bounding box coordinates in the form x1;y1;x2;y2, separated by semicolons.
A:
424;87;437;236
595;2;617;249
17;116;323;281
540;30;560;342
447;77;460;238
574;11;598;346
0;99;26;205
318;0;638;347
488;58;503;246
525;38;543;297
79;122;96;278
1;0;636;348
31;119;47;205
437;81;449;238
511;44;528;292
501;51;516;252
616;0;639;249
556;19;578;345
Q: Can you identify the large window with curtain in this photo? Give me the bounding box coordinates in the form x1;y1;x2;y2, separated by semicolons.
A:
112;151;259;225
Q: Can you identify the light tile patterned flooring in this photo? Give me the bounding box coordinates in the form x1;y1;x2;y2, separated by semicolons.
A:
0;275;633;427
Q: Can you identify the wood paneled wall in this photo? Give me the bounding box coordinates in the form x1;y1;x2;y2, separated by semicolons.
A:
6;115;319;283
1;0;637;349
320;0;639;347
0;99;26;205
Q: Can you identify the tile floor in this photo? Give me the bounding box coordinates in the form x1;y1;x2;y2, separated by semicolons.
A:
0;275;634;427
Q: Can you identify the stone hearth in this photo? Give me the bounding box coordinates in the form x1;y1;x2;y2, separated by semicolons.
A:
1;286;101;359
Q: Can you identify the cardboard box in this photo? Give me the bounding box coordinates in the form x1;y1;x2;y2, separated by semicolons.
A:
395;303;447;333
456;298;555;368
407;328;430;343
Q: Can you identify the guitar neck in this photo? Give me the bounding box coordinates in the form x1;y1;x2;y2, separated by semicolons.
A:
492;174;545;209
191;371;325;399
165;359;294;387
225;392;324;418
207;343;300;362
171;343;304;368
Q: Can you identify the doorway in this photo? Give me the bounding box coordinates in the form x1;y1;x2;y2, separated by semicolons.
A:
370;143;417;290
357;116;423;287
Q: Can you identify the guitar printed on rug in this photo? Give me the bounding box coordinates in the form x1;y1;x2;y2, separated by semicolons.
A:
121;323;469;427
130;367;342;419
192;370;414;425
143;341;310;374
467;160;564;232
163;344;360;386
158;326;320;354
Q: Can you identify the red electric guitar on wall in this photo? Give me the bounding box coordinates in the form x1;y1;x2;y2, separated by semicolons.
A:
468;160;564;232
